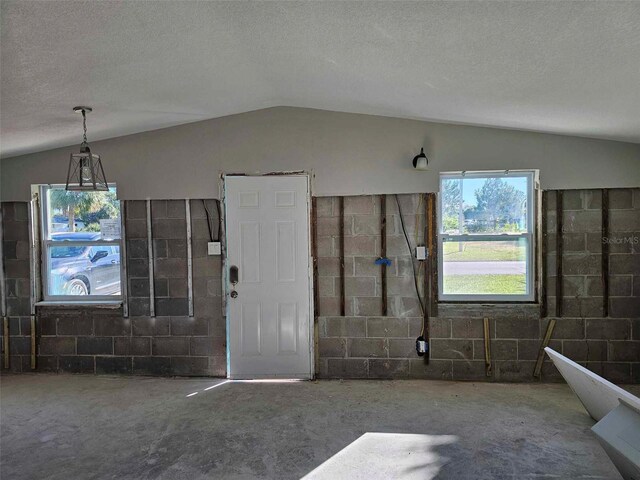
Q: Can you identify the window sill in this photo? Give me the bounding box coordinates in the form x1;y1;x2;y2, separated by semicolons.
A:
35;300;122;309
438;301;539;306
437;302;541;315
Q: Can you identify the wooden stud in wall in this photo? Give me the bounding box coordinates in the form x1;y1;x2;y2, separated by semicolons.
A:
339;196;345;317
120;201;129;318
483;317;492;377
555;190;563;318
2;317;8;369
380;195;387;316
423;193;430;364
311;197;319;322
30;315;36;370
602;189;609;317
534;319;556;379
185;199;194;318
311;197;320;376
28;194;40;370
427;193;438;317
146;200;155;318
540;191;548;318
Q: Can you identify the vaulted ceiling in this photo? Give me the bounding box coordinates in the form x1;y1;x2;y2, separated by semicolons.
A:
2;0;639;158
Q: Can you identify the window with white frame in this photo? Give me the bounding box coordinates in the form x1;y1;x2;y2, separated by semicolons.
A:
438;171;536;302
39;185;123;302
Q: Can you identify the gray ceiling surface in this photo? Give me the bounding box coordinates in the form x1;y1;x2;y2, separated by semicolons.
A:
2;0;640;158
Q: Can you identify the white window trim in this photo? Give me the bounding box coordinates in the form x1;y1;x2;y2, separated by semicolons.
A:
38;184;123;303
438;170;537;303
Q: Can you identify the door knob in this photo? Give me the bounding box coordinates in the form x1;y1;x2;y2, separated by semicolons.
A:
230;265;239;298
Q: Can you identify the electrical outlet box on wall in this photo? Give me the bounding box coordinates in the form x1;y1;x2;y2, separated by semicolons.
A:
208;242;221;255
416;246;427;260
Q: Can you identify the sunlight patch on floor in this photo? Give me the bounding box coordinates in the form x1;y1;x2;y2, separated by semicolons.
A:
302;432;458;480
185;378;303;397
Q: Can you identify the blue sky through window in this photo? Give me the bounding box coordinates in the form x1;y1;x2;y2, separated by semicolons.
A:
460;176;528;207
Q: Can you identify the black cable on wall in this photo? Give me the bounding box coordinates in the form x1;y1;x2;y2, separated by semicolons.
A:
202;199;222;242
395;194;425;317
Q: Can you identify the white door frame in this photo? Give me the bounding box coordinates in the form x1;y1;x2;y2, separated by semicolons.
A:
221;172;315;379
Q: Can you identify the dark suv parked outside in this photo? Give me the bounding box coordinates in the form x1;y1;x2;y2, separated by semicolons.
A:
50;232;120;296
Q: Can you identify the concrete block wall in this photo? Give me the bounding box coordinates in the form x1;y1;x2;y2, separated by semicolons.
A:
542;188;640;383
127;199;191;317
125;200;151;317
316;194;426;318
1;189;638;382
545;189;640;318
318;305;559;381
0;203;32;371
317;189;640;382
1;199;225;376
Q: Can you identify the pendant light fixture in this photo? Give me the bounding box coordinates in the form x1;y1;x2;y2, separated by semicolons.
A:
66;106;108;191
412;147;429;171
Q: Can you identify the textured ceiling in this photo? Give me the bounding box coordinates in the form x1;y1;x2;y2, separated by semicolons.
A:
2;1;640;158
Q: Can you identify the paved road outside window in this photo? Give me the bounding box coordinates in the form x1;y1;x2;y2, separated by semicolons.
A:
443;261;526;275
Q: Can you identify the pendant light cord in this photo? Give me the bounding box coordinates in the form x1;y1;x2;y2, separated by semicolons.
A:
82;109;88;144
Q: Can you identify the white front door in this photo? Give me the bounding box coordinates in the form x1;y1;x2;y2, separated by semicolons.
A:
225;175;313;379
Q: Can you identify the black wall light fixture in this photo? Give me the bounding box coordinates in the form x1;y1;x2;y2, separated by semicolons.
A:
66;106;108;191
412;147;428;170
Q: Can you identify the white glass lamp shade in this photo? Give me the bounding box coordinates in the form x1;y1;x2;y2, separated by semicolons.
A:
412;148;429;171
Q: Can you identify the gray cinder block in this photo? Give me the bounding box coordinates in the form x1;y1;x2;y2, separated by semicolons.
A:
77;337;113;355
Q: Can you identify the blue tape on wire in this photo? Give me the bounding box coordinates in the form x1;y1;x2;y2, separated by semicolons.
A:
375;257;392;267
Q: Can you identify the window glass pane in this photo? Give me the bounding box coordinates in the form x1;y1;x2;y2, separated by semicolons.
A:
441;175;529;234
441;238;528;296
48;245;121;296
46;187;120;240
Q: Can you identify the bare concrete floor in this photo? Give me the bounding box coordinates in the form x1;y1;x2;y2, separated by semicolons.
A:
1;375;637;480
